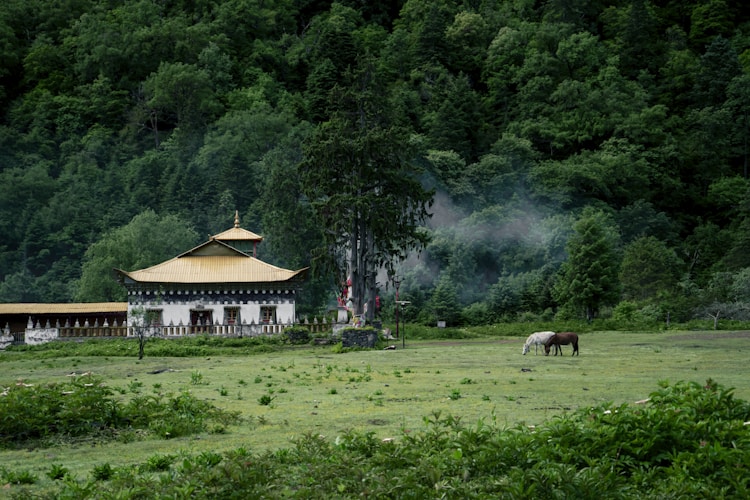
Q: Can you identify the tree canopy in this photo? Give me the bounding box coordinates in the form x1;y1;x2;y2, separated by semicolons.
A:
3;0;750;324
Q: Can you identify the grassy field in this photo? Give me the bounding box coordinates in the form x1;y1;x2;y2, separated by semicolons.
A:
1;329;749;488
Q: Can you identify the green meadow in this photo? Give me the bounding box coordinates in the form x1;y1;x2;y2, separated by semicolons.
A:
1;329;749;493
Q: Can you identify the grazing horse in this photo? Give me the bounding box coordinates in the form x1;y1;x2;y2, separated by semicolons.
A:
522;331;556;355
544;332;579;356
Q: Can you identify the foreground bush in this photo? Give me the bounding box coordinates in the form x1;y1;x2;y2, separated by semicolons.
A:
42;379;749;499
0;375;240;448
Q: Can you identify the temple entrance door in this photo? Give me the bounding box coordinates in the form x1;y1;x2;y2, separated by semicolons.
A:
190;309;213;334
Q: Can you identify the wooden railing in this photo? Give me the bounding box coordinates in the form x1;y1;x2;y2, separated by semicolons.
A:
59;326;128;338
5;316;337;348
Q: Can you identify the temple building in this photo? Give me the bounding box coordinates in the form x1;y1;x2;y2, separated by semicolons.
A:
115;212;308;336
0;213;310;348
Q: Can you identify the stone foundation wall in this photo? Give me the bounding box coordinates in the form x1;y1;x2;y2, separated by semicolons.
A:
26;327;59;345
0;334;13;350
341;327;378;348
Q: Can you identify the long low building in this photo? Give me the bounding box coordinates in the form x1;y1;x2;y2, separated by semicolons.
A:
0;302;128;335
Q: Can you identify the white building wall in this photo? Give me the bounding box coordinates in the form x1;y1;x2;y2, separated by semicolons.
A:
126;290;297;336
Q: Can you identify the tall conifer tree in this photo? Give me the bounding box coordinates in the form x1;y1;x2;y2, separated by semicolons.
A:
299;59;433;321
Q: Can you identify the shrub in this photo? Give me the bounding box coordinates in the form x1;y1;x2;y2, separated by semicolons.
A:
0;377;240;448
46;464;70;481
258;394;275;406
50;380;750;498
91;463;114;481
0;375;122;447
1;467;38;485
284;326;311;344
140;454;176;473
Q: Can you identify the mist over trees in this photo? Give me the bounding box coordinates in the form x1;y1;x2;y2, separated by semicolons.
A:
2;0;750;324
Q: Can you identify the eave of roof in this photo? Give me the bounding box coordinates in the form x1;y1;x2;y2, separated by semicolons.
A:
0;303;128;315
116;240;308;285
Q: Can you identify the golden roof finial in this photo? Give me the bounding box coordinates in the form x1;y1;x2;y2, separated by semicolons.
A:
234;210;240;228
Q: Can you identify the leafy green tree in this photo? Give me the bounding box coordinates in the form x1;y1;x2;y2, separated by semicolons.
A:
689;0;734;47
720;217;750;270
75;210;200;302
728;266;750;302
425;149;474;204
541;0;604;27
682;222;733;284
483;24;532;128
129;304;163;360
615;200;679;245
443;10;492;80
422;73;484;161
695;271;750;328
680;106;734;192
488;272;529;319
553;207;621;321
692;36;741;107
144;61;222;137
723;74;750;178
429;276;461;326
191;106;295;216
462;134;538;210
620;236;683;301
602;0;663;79
0;267;40;302
395;0;456;66
656;29;699;109
530;139;653;209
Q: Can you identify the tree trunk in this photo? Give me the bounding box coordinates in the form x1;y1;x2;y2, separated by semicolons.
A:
364;226;376;322
349;216;364;317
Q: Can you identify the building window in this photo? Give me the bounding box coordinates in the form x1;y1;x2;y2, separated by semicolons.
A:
260;306;276;324
224;307;239;325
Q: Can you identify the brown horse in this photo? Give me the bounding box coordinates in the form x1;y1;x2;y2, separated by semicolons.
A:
544;332;579;356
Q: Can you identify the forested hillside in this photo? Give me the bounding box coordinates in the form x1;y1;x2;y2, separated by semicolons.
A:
2;0;750;325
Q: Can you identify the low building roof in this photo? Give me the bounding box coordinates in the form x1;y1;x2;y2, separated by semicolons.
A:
0;303;128;315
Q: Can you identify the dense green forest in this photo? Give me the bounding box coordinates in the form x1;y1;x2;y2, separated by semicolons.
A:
2;0;750;326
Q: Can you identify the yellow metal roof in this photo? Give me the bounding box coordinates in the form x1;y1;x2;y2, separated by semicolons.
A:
117;240;307;285
211;211;263;242
212;226;263;242
117;215;306;286
0;303;128;315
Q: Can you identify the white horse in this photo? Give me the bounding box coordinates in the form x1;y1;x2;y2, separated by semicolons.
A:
522;331;556;355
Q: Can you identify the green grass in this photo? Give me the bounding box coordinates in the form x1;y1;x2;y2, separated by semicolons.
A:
1;329;749;494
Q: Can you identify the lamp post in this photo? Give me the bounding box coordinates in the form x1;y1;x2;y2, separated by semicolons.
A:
393;276;401;339
397;300;410;349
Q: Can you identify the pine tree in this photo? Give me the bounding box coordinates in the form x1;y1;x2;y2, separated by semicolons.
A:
553;208;621;321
